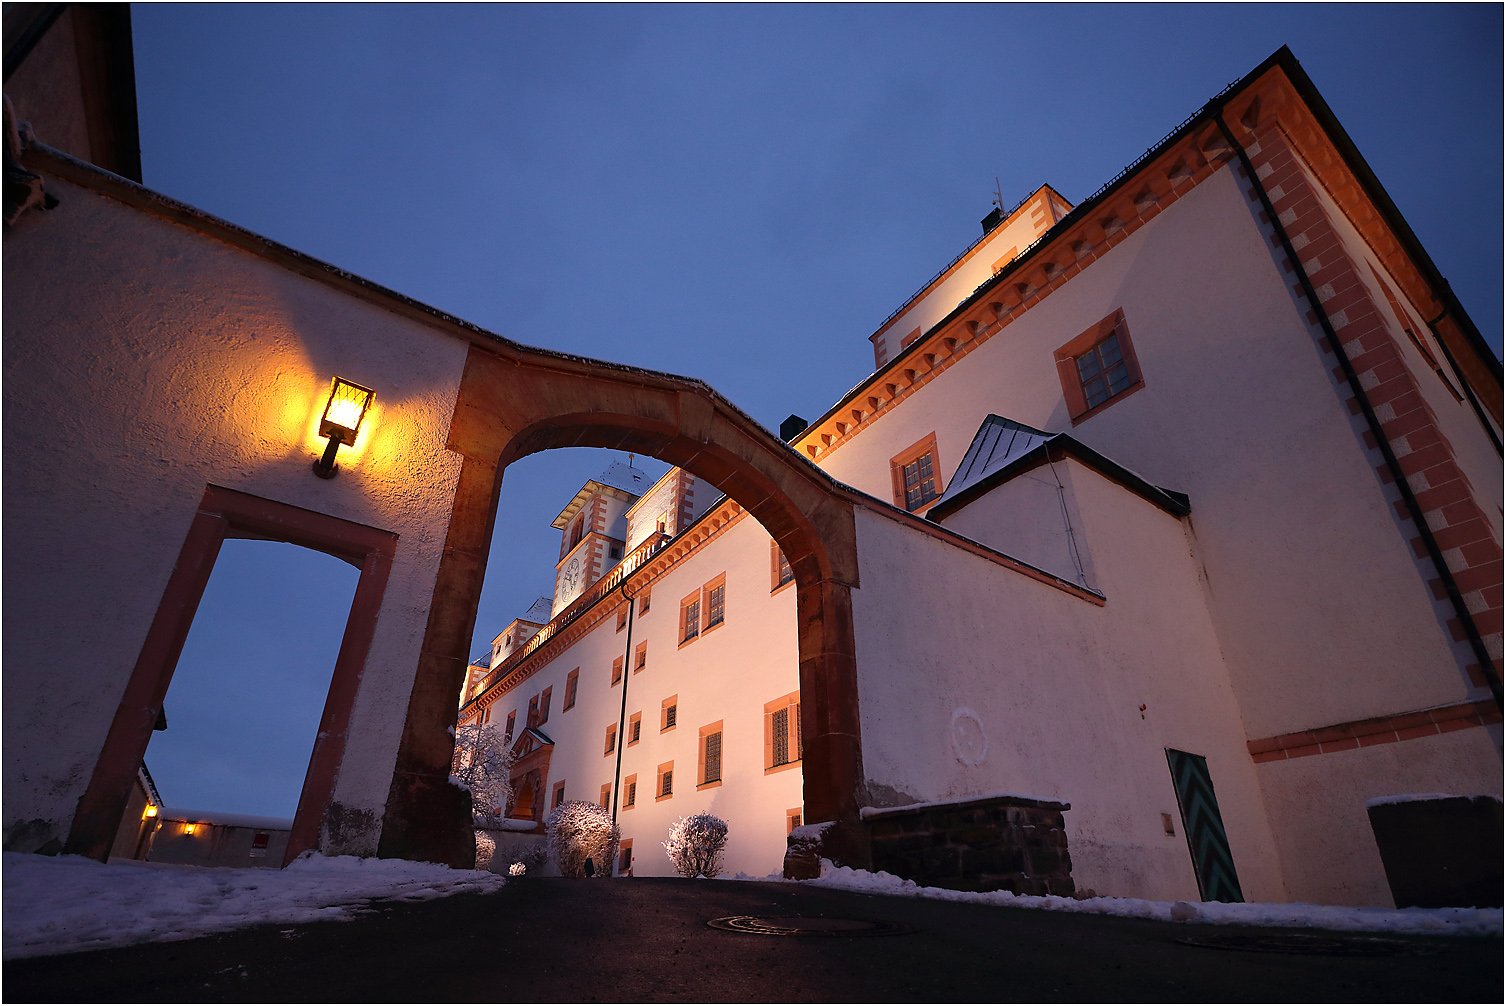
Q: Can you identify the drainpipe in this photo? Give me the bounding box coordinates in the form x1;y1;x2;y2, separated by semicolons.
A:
1215;112;1502;711
609;580;635;830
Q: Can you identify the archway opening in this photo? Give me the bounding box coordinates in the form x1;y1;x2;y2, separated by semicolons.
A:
461;446;806;877
130;539;357;866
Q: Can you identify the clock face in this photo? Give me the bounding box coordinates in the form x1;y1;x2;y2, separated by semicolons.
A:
561;556;581;594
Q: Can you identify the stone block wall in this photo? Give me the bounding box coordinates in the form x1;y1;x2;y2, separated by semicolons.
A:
865;794;1075;896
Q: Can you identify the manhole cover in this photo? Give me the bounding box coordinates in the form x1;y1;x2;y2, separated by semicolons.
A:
1176;933;1431;956
708;915;916;937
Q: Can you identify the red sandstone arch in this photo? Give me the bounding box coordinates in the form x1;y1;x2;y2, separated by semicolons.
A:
375;343;867;868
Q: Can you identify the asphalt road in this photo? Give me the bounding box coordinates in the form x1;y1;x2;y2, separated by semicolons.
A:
6;878;1501;1003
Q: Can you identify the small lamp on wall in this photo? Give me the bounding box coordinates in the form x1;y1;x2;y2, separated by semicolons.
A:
313;377;375;479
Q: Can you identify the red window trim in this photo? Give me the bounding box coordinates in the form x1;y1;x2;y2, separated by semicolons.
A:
1053;308;1145;425
889;432;944;513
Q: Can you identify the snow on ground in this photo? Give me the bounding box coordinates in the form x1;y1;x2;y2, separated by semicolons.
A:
796;860;1501;937
3;852;505;960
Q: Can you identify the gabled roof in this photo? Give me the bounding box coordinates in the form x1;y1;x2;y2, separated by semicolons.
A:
521;596;553;623
551;460;649;529
927;414;1191;522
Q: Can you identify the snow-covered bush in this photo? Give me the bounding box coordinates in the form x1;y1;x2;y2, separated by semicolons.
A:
451;722;514;829
546;800;619;879
474;830;497;872
663;813;728;878
507;842;547;877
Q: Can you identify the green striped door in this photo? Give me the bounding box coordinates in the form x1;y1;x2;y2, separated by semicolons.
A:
1166;748;1244;903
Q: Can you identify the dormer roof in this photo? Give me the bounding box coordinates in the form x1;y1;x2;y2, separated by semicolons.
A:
551;460;648;529
928;414;1190;521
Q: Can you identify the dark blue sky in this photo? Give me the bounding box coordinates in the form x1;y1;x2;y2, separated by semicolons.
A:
130;5;1503;816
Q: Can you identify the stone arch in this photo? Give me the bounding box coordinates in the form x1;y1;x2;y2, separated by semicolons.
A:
376;343;866;868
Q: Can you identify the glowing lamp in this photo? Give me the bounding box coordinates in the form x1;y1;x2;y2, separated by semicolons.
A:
184;823;197;835
144;806;158;818
312;376;375;479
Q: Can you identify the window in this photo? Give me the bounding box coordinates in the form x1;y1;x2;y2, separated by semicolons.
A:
618;839;634;875
704;578;726;631
787;808;804;835
563;669;579;711
527;695;539;728
680;574;727;644
661;696;678;732
538;686;552;725
611;656;623;685
609;544;622;560
616;606;628;632
628;712;642;745
698;721;724;789
656;761;674;801
1054;308;1144;423
889;433;943;512
990;246;1020;275
623;774;637;808
639;590;651;616
764;691;802;773
504;710;516;742
634;641;647;671
551;780;566;809
771;541;794;592
599;783;612;809
604;723;617;756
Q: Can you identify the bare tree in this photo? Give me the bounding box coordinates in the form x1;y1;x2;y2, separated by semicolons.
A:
451;722;514;829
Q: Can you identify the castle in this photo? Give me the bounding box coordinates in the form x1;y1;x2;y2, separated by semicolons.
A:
4;9;1499;907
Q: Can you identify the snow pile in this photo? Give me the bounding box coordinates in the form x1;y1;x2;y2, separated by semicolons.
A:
805;861;1502;937
3;851;505;960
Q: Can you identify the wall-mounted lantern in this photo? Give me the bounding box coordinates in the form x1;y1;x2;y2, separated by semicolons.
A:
312;377;375;479
183;822;197;835
144;806;158;819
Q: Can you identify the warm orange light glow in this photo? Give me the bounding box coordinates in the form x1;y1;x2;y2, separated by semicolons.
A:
319;377;375;444
184;823;197;835
144;806;158;818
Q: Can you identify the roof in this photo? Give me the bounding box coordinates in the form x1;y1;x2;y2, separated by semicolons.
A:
927;414;1191;522
521;596;553;623
551;460;649;529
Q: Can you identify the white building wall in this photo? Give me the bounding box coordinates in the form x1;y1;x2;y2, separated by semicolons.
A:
817;165;1479;740
849;471;1285;903
3;176;470;854
486;510;801;878
872;187;1071;367
934;461;1097;589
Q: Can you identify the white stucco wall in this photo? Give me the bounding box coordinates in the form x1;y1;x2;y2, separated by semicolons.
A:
850;472;1285;903
484;510;801;878
872;188;1070;367
934;461;1097;589
819;164;1488;739
1253;728;1503;907
3;175;471;854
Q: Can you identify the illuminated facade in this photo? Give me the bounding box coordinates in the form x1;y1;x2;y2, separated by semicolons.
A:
4;16;1499;907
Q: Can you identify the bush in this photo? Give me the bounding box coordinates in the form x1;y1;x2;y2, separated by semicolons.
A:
474;830;497;872
451;722;515;829
663;813;729;878
546;800;620;879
